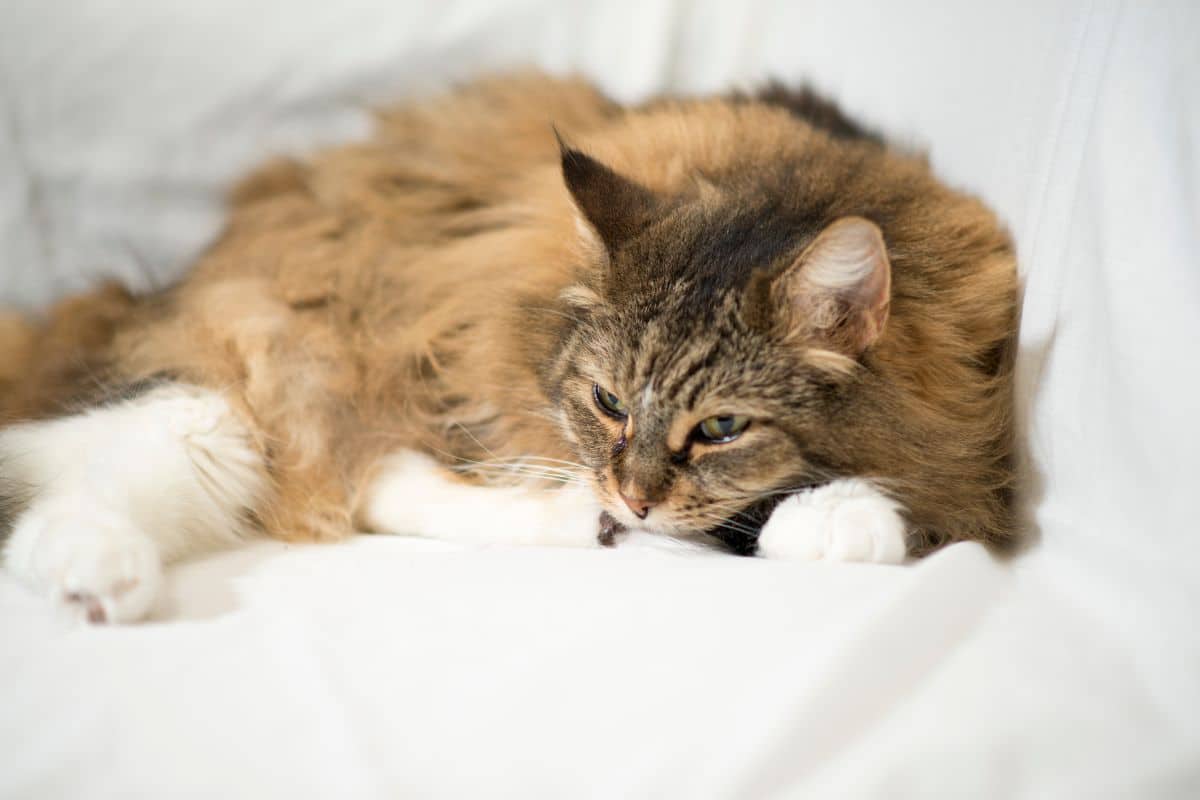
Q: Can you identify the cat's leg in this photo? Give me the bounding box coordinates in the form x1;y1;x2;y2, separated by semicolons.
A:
358;451;602;548
755;478;908;564
0;384;267;622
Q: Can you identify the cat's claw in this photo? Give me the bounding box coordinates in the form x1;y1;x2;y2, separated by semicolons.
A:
756;478;907;564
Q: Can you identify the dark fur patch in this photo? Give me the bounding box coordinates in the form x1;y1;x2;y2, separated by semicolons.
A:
706;493;790;556
744;82;885;145
65;371;180;415
706;519;760;556
677;204;809;315
0;470;32;546
559;141;661;251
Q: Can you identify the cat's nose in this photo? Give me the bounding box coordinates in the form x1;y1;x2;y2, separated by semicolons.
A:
619;492;656;520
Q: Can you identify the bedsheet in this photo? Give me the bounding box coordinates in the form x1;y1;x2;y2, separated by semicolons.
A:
2;0;1198;797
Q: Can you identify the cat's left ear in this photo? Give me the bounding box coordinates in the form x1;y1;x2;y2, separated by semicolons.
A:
775;216;892;354
558;137;660;253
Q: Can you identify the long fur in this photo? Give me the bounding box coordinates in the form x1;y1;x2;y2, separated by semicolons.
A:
0;73;1018;555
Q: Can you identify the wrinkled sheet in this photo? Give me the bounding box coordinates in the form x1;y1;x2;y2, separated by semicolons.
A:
1;1;1198;797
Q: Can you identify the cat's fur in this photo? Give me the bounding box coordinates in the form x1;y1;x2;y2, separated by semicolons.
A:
0;73;1018;621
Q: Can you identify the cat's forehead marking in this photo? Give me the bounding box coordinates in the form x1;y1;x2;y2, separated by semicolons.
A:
641;384;654;413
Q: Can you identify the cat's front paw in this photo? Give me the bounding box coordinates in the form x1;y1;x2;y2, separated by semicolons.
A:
8;500;162;623
756;479;907;564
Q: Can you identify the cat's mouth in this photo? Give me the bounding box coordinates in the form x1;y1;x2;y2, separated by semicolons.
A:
595;484;796;556
592;464;825;554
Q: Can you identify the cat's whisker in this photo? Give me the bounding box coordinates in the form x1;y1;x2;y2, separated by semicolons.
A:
447;471;585;489
450;422;505;462
470;455;590;471
695;518;761;538
452;456;585;477
676;509;751;531
686;509;766;535
451;460;578;479
523;305;585;326
693;482;833;517
461;468;586;487
440;455;590;487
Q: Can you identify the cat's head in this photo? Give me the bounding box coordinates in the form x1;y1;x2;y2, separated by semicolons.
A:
547;145;892;543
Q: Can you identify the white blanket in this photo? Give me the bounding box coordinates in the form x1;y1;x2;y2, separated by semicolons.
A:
2;1;1198;796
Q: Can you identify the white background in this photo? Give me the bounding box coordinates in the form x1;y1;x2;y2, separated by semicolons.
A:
1;1;1198;796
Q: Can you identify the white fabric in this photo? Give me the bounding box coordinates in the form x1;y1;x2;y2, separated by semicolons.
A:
2;0;1199;796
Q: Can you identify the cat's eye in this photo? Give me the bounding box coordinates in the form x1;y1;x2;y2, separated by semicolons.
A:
593;384;628;419
696;414;750;444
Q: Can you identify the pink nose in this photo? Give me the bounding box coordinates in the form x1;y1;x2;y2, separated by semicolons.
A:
619;492;656;520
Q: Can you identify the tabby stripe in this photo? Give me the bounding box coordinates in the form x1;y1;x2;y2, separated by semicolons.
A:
659;342;719;403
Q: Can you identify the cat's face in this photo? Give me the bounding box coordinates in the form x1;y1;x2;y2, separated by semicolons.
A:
556;288;826;541
548;147;891;542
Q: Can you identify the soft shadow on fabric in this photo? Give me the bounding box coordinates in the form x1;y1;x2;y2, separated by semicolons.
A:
152;541;285;622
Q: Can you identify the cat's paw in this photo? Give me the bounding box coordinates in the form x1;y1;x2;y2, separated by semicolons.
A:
8;500;162;623
541;484;606;548
360;450;461;535
363;449;606;548
756;479;907;564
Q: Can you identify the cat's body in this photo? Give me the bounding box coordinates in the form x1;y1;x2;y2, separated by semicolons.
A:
0;74;1017;622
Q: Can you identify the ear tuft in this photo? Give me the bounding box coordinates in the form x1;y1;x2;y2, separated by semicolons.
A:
557;131;659;253
776;216;892;354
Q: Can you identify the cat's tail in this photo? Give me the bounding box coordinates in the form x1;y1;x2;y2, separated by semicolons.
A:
0;283;138;421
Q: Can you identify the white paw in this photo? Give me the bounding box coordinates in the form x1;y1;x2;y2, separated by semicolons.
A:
362;450;604;548
360;450;454;532
541;484;605;548
9;500;162;623
756;479;907;564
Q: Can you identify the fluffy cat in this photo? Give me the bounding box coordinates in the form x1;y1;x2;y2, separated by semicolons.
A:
0;73;1017;623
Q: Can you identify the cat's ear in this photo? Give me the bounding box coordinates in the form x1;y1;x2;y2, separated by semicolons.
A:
775;216;891;354
558;135;660;252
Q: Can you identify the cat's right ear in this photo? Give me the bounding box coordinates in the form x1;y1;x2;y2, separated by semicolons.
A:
557;133;660;253
772;216;892;356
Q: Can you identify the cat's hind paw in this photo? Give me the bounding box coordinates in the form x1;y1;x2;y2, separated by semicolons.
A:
756;479;907;564
8;500;162;623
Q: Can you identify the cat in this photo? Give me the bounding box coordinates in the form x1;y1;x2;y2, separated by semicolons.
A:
0;73;1018;623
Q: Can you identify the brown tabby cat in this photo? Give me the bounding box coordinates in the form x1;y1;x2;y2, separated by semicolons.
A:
0;73;1017;623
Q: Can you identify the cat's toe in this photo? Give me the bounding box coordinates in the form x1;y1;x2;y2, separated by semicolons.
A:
55;533;162;624
824;492;907;564
755;479;908;564
755;494;828;560
21;503;163;624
